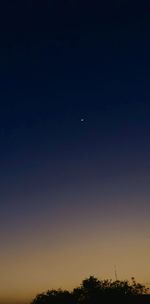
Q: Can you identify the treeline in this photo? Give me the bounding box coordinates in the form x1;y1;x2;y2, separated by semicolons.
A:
31;276;150;304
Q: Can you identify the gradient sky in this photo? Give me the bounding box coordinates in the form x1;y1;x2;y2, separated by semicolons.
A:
0;1;150;303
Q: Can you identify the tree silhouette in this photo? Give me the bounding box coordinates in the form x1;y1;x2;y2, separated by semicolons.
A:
73;276;103;304
31;276;149;304
31;289;74;304
73;276;149;303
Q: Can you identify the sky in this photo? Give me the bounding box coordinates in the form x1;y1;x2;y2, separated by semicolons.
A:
0;0;150;303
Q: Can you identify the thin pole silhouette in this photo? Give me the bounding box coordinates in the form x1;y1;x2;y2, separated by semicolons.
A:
114;265;118;281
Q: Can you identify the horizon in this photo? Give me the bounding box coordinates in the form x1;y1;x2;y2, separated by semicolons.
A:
0;275;150;304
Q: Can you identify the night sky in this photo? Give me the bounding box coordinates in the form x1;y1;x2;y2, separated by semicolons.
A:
0;1;150;303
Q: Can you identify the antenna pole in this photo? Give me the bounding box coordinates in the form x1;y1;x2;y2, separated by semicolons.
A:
114;265;118;281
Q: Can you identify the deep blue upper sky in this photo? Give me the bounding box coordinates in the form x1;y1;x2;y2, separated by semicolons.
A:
0;0;150;200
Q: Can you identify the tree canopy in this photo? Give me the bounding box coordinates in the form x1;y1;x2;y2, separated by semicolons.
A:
31;276;149;304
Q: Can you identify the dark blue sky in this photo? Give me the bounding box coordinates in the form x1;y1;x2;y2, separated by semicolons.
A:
1;0;150;201
0;1;150;303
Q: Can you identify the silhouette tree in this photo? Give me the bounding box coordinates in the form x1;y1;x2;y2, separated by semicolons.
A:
31;275;149;304
73;276;102;304
31;289;74;304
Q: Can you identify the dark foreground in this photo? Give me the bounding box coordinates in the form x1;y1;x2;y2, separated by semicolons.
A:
31;276;150;304
89;295;150;303
31;295;150;304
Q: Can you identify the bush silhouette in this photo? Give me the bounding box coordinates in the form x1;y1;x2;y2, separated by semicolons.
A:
31;276;149;304
32;289;75;304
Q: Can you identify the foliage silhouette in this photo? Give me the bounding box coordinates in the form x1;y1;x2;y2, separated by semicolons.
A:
32;289;75;304
31;276;149;304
